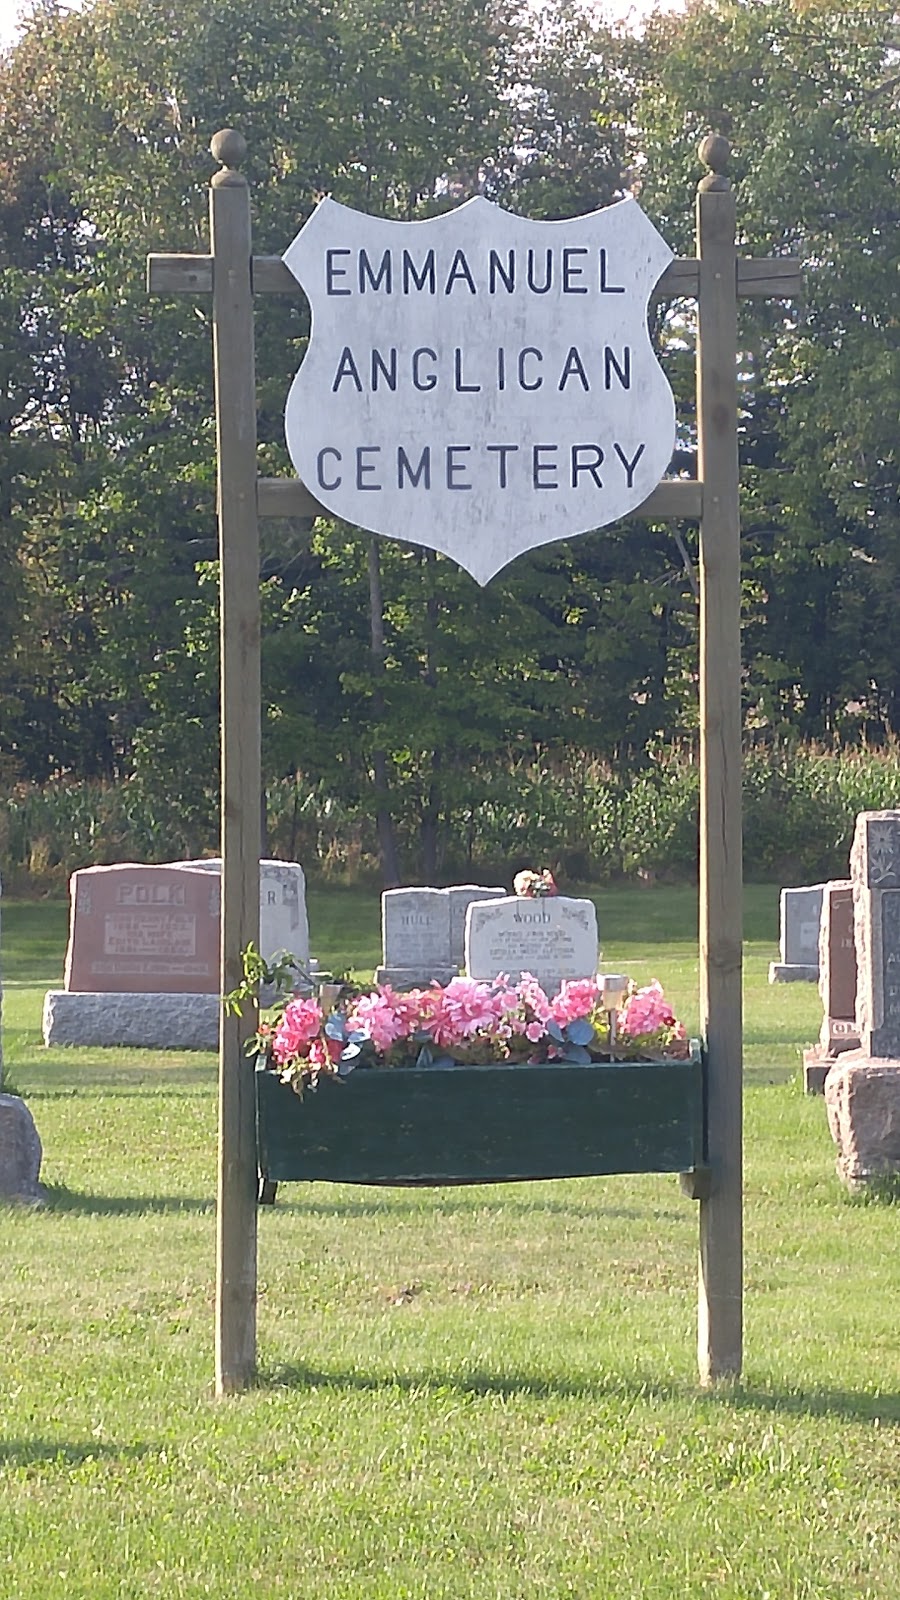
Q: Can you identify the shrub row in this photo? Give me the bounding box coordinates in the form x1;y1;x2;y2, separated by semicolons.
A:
2;743;900;893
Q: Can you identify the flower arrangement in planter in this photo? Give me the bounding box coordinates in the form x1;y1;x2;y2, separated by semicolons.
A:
257;970;690;1098
228;918;702;1191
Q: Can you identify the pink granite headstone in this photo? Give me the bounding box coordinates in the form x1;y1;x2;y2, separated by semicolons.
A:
64;863;220;994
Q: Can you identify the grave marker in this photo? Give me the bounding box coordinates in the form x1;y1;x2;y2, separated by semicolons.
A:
768;884;823;983
465;895;598;994
376;884;504;987
802;879;858;1093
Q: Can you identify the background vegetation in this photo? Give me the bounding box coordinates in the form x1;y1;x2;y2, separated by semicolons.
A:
1;0;898;887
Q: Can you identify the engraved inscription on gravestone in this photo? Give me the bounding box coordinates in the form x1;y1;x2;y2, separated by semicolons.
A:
64;864;220;994
876;890;900;1057
377;887;456;986
851;811;900;1058
465;896;598;993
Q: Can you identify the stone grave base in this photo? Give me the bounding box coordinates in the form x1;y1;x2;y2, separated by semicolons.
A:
802;1046;839;1095
768;962;818;983
43;991;221;1050
0;1094;45;1203
824;1056;900;1190
374;966;457;991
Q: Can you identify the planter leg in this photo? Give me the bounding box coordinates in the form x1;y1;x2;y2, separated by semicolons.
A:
680;1167;711;1200
257;1174;278;1206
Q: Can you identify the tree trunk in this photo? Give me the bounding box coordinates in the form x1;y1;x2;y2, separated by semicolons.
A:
367;537;401;887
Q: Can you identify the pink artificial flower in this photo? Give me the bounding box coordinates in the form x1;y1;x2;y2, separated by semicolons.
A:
432;976;505;1048
619;980;676;1039
514;973;552;1023
346;985;411;1053
272;996;323;1064
307;1034;343;1072
549;977;600;1026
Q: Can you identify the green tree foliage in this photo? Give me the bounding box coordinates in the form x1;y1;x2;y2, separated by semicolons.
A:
1;0;897;880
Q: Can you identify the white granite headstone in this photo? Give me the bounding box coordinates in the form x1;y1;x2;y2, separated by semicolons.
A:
465;895;598;994
175;857;310;967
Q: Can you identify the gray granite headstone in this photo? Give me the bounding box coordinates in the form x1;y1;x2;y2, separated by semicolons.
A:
852;811;900;1058
0;1095;45;1202
376;887;456;988
768;884;823;983
375;885;505;988
465;895;598;994
447;886;505;968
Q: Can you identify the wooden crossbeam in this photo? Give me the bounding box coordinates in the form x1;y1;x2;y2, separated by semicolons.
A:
148;252;803;301
256;473;703;522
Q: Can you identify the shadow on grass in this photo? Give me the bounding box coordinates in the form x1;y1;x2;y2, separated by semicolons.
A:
261;1361;900;1426
43;1185;213;1216
265;1189;689;1224
0;1438;152;1468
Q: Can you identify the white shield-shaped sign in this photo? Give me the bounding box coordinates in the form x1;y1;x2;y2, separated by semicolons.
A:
283;196;675;586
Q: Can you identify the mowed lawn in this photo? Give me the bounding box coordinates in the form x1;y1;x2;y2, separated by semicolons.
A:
1;885;898;1599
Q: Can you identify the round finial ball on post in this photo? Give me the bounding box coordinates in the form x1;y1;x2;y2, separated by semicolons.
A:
697;132;731;194
211;128;247;168
210;129;248;187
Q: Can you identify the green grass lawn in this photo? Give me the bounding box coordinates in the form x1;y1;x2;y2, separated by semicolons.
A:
2;887;898;1599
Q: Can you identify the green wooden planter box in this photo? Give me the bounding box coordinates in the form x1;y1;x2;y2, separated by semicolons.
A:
255;1045;705;1188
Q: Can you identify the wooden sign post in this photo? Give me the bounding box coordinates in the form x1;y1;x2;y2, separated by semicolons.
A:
149;129;801;1393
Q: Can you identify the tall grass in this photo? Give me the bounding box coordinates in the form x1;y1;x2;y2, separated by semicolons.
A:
4;741;900;892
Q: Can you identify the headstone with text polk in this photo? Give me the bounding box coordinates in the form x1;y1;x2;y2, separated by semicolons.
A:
282;196;675;585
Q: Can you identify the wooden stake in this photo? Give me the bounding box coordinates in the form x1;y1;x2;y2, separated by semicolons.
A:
695;134;743;1383
209;129;261;1394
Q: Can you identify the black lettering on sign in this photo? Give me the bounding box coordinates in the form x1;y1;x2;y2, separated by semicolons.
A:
356;446;382;490
571;445;604;488
489;249;515;294
446;446;473;490
444;250;477;294
604;347;631;390
533;444;559;489
359;249;392;293
317;447;342;491
526;248;552;294
599;248;625;293
398;446;431;489
454;348;481;393
402;249;436;294
562;247;588;293
325;248;352;296
486;443;518;488
412;348;438;391
518;348;543;391
332;347;363;393
371;348;398;391
612;441;646;487
558;347;590;393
